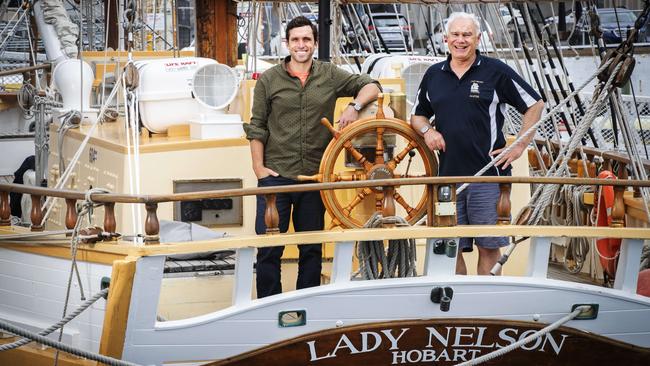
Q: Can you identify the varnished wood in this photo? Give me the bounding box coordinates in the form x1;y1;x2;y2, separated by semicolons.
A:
98;258;137;360
104;202;116;235
382;187;395;218
528;149;540;170
588;161;597;178
64;199;77;231
264;194;279;234
0;191;9;226
196;0;237;66
611;163;628;227
144;203;160;242
30;194;43;231
568;155;579;174
497;183;512;225
535;138;650;169
577;159;586;177
2;176;650;207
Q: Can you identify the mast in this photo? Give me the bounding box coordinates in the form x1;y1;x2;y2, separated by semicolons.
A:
195;0;238;66
318;0;330;61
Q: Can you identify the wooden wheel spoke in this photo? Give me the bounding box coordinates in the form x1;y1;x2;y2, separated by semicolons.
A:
387;141;418;170
343;141;373;171
331;172;367;182
375;127;385;165
342;188;371;216
393;191;415;214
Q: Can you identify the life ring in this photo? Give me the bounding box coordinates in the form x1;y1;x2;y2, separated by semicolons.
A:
593;170;622;279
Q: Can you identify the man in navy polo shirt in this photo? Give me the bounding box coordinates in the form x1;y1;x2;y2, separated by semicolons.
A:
411;12;544;275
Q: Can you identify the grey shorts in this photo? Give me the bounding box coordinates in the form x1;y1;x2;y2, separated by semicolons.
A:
456;183;509;252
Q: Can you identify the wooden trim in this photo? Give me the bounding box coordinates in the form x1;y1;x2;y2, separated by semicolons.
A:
98;258;138;359
0;243;128;265
3;177;650;206
125;225;650;258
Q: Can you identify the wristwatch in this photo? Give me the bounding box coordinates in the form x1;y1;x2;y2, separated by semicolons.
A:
420;124;432;135
348;101;363;112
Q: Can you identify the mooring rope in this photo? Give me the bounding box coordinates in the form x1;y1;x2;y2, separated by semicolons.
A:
455;305;592;366
0;318;140;366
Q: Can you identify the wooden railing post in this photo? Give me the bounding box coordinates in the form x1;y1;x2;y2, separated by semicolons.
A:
144;203;160;243
383;186;396;219
30;194;43;231
104;202;116;236
496;183;511;225
0;191;10;226
611;163;627;227
65;199;77;232
264;194;279;234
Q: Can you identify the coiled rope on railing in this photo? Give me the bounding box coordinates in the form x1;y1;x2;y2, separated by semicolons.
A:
455;305;592;366
0;288;108;351
354;212;417;279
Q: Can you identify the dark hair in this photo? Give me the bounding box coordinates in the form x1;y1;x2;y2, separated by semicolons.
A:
286;16;318;41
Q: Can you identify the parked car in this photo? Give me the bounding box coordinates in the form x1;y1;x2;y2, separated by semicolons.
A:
366;13;412;53
597;8;647;44
498;5;524;26
433;17;495;54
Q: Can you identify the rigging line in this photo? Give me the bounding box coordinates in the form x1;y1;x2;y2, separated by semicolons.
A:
417;5;436;56
489;1;524;76
521;2;586;145
530;67;622;225
513;19;562;142
339;5;363;70
529;3;599;148
456;56;617;196
40;76;124;224
536;2;591;127
365;4;389;54
0;319;141;366
350;4;375;54
0;8;27;53
404;4;415;55
613;0;649;159
0;288;109;351
472;4;499;58
24;9;40;87
609;90;650;222
101;0;111;105
392;4;410;54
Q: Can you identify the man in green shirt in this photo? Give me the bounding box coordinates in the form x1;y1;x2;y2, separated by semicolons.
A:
244;16;380;298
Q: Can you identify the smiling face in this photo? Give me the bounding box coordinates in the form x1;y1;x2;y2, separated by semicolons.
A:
287;25;316;65
446;17;480;64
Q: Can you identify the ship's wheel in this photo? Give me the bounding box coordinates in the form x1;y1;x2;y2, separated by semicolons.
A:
300;101;438;229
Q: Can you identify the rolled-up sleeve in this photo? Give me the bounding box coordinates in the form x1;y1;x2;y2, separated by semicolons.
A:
244;78;270;144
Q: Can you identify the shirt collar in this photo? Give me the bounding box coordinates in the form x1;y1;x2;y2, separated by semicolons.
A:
282;56;317;74
441;50;482;71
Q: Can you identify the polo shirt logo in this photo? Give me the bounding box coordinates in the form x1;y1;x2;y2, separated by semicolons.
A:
470;81;480;98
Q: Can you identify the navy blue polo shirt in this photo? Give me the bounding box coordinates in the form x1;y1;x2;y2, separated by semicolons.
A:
413;53;541;176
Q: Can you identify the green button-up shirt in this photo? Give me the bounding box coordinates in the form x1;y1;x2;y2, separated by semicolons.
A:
244;58;378;179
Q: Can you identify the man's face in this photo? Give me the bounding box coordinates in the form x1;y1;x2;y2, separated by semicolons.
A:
287;25;316;64
446;18;480;63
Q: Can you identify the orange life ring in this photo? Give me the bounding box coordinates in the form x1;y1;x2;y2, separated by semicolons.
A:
593;170;622;279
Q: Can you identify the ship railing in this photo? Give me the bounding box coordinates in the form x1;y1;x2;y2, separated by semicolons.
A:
1;175;649;238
